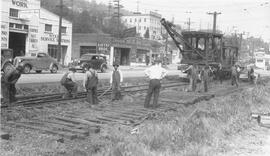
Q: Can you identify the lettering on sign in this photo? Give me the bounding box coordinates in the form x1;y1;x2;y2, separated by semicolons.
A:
41;33;70;43
1;25;6;29
12;0;28;8
1;24;8;48
29;28;38;33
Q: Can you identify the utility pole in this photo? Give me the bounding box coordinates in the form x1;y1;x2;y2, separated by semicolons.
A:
113;0;122;38
57;0;63;64
108;0;112;16
207;11;221;33
184;18;194;31
136;0;140;13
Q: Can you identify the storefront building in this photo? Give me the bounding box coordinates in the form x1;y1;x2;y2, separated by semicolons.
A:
72;33;156;66
1;0;72;65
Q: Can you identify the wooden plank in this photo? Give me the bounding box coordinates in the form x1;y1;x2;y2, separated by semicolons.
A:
38;119;87;129
95;117;130;125
102;115;136;124
7;122;83;140
20;120;89;136
52;116;102;126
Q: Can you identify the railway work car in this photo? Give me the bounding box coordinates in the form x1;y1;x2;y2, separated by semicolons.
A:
160;18;238;77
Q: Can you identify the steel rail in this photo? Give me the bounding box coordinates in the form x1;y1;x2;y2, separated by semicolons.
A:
1;82;188;108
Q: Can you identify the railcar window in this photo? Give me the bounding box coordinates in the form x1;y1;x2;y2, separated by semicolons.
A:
198;38;205;50
192;37;197;48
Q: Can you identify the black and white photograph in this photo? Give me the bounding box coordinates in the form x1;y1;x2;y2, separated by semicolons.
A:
1;0;270;155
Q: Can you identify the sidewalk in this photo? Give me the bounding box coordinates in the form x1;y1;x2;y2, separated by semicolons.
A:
116;64;178;71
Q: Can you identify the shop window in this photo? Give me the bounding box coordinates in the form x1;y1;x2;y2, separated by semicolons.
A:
45;24;52;32
10;8;19;17
24;25;29;30
61;26;67;34
9;23;14;28
15;24;23;29
48;44;58;59
80;46;96;56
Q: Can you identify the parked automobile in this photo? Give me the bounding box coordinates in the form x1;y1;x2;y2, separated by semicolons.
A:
70;53;108;73
13;52;59;74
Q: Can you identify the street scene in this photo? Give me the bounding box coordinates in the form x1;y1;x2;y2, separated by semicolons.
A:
1;0;270;155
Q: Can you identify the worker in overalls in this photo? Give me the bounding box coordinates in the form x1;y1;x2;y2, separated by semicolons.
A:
84;64;99;105
1;65;24;105
187;64;198;92
110;63;123;101
231;65;239;88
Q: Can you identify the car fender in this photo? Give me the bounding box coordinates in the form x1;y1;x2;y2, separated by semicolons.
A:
21;61;33;68
49;63;58;70
100;63;107;69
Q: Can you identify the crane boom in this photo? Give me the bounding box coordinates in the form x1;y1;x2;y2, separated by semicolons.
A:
160;18;206;59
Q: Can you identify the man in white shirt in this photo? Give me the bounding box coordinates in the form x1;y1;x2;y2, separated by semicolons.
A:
63;67;78;98
144;59;167;108
110;63;123;101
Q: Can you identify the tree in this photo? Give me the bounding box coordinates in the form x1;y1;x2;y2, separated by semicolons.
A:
144;28;149;39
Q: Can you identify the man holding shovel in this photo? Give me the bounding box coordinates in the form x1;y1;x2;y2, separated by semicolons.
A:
110;63;123;101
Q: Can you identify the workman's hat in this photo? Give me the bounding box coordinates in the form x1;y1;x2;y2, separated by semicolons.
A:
16;65;24;72
69;67;76;72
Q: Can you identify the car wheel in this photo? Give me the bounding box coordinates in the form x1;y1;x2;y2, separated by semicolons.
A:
50;65;58;73
36;70;42;73
24;65;31;74
101;66;106;73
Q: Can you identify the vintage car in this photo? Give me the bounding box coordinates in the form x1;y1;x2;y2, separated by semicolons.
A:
70;53;108;73
13;52;59;74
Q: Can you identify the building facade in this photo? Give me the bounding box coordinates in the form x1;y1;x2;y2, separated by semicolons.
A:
72;33;163;66
122;11;162;40
0;0;72;65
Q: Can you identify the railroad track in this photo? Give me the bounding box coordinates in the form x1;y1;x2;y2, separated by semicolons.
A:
1;81;188;108
2;81;250;140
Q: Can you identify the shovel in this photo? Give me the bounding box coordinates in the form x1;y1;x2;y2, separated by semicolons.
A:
98;86;112;99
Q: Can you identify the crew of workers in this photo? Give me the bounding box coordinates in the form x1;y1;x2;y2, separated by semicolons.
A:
1;59;257;108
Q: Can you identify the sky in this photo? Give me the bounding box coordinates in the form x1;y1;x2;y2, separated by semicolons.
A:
94;0;270;42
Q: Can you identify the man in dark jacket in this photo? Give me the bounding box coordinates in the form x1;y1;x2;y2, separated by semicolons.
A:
110;63;123;101
1;65;24;105
231;65;239;88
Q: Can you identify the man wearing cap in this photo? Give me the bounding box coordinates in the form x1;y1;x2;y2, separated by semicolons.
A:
63;67;78;98
144;59;167;108
110;63;123;101
1;65;24;105
84;63;99;105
